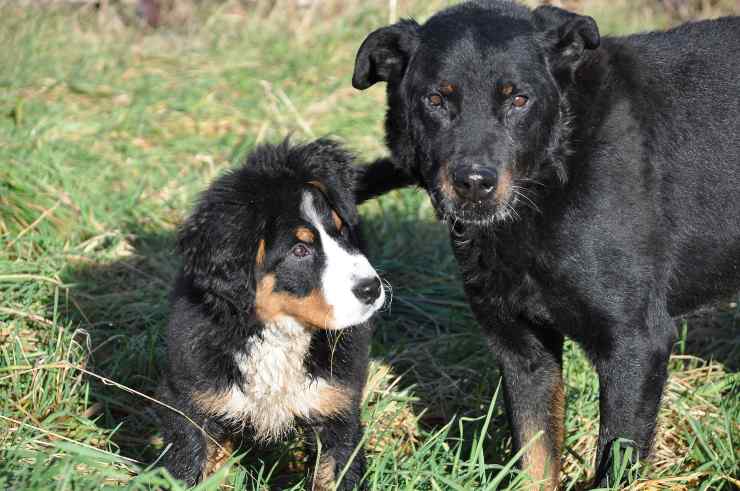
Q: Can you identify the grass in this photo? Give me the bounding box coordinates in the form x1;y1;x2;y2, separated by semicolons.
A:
1;0;738;489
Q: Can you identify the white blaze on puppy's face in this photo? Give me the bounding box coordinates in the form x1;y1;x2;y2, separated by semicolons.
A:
301;191;385;329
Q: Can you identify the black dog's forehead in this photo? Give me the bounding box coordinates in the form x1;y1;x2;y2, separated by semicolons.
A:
421;3;533;48
414;4;542;85
410;38;545;96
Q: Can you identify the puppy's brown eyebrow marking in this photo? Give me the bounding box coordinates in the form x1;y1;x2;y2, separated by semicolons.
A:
331;210;343;231
500;83;514;96
295;226;315;243
255;239;266;266
307;180;327;193
440;81;456;95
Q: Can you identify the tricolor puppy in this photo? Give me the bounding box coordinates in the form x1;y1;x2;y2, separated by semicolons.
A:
157;139;385;489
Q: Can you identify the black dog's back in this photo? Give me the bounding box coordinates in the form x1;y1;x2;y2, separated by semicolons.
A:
586;18;740;313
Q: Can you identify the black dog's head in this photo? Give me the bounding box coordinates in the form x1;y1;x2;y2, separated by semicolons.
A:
177;139;385;329
353;1;600;225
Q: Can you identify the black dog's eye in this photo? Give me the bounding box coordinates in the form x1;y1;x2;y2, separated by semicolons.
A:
291;244;312;258
512;95;528;108
428;94;443;107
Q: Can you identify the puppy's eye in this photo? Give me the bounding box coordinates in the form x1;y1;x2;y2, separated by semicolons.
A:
512;95;528;108
291;244;312;258
428;94;443;107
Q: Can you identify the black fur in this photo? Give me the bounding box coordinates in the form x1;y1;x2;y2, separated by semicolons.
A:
353;0;740;487
157;139;374;489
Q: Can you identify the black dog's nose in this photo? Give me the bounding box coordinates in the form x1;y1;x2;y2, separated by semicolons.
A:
352;277;382;304
452;165;497;202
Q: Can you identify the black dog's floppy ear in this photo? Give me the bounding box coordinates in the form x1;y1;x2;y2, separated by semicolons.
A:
352;19;420;90
533;5;600;76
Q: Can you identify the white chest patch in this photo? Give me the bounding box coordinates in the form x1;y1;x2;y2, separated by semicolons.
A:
199;317;347;441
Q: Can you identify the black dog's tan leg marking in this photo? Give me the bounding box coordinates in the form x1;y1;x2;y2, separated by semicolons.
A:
520;373;565;490
492;325;564;491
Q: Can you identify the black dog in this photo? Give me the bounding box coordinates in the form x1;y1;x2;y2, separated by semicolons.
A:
352;0;740;487
157;140;385;488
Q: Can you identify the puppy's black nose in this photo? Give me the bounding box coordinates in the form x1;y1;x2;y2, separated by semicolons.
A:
352;277;382;304
452;165;497;202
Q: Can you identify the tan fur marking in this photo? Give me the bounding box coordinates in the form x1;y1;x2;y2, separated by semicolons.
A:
331;210;343;231
439;81;456;95
256;239;266;266
549;377;565;489
314;385;352;418
438;161;456;200
495;167;513;203
307;180;328;193
192;390;230;418
296;226;315;243
313;455;337;491
501;83;513;96
203;439;234;480
255;274;335;328
521;373;565;491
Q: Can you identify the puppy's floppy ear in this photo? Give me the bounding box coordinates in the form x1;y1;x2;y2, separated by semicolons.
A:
177;173;263;319
352;19;420;90
533;6;600;80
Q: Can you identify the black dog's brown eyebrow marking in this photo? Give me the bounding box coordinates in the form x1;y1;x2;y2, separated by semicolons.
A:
500;83;513;96
439;81;456;95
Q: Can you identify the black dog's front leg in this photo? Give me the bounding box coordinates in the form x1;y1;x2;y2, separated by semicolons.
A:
489;323;565;491
592;317;676;488
307;405;366;491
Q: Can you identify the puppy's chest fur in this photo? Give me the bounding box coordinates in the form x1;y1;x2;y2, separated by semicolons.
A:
197;317;349;440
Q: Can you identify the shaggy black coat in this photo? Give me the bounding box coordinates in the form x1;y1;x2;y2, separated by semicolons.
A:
157;140;375;489
352;0;740;487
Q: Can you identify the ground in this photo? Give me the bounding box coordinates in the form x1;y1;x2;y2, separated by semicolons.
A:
0;1;738;490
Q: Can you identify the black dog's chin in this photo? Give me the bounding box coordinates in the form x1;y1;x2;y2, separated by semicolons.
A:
430;191;516;228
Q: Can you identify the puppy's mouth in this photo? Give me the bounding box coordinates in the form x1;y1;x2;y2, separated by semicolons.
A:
430;164;519;226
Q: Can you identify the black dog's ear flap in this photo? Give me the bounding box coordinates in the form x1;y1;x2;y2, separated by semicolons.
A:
533;5;600;77
352;19;420;90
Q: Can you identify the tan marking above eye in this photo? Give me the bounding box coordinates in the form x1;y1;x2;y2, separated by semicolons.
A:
255;274;335;328
255;239;266;266
307;180;327;193
439;81;456;95
295;226;315;243
331;210;343;231
501;83;513;96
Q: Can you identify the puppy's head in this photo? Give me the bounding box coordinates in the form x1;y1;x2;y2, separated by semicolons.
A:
178;139;385;329
352;1;601;226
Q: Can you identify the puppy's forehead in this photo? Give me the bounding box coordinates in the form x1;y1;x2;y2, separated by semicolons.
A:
300;188;330;224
